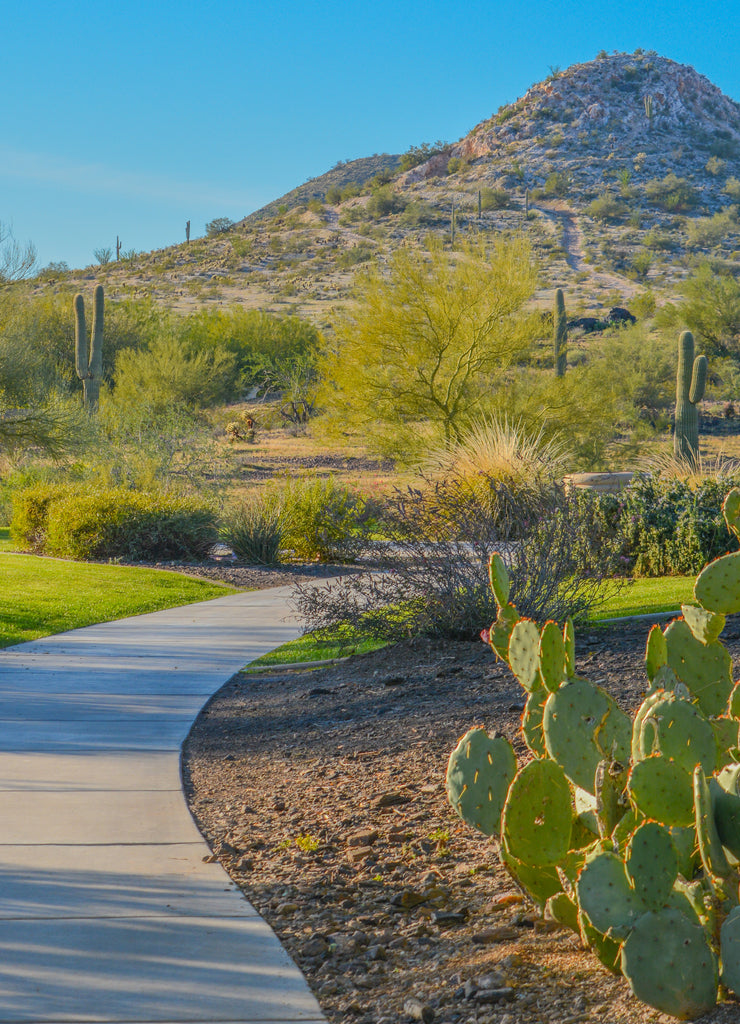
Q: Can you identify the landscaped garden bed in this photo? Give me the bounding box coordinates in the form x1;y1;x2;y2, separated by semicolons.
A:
183;617;740;1024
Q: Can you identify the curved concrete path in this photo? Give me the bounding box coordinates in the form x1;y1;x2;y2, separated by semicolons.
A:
0;586;326;1023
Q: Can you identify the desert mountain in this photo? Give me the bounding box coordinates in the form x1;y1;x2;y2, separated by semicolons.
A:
33;51;740;323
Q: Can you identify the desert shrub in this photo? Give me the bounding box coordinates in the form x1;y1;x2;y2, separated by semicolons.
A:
480;187;509;211
366;187;406;218
222;492;286;564
336;244;374;269
586;193;627;222
281;477;373;563
543;171;570;197
724;177;740;201
613;474;740;576
205;217;234;237
43;488;218;561
645;173;698;211
687;209;735;247
293;482;622;641
108;336;239;416
399;201;439;227
10;482;79;552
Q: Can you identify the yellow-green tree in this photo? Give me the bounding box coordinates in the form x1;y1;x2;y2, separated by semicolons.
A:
319;236;538;455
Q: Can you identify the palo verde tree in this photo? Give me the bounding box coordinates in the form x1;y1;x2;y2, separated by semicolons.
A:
319;235;538;456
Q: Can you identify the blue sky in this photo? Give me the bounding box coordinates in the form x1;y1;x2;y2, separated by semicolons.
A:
4;0;740;270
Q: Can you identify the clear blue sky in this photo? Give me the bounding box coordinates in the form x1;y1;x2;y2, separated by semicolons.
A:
4;0;740;270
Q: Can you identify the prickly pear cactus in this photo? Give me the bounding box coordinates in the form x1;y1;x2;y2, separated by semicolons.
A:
446;488;740;1019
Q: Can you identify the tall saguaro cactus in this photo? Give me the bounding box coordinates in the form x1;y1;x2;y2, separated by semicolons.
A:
674;329;707;460
554;288;567;377
74;285;104;412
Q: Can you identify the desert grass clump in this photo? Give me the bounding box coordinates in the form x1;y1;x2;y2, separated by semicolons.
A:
424;418;571;537
222;492;286;565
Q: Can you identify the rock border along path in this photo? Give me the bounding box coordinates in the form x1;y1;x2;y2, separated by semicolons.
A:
0;586;326;1023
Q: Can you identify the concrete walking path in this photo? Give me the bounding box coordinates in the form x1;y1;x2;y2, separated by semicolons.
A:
0;586;326;1023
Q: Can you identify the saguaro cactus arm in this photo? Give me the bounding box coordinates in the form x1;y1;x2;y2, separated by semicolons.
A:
73;285;104;411
674;330;707;459
554;288;567;377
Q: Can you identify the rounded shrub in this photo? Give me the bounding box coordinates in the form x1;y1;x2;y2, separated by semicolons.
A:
281;477;373;563
10;483;79;552
44;488;218;562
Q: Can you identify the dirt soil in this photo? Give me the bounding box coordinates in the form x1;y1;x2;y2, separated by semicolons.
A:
181;580;740;1024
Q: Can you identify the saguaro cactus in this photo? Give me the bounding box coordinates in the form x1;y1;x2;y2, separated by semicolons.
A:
74;285;104;411
674;329;707;460
554;288;567;377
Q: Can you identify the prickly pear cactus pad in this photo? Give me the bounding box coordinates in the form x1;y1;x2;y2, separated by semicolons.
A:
695;551;740;615
445;728;516;837
488;552;510;609
627;756;694;827
543;678;629;794
576;851;641;938
501;759;572;866
720;905;740;997
507;619;541;691
538;620;567;692
644;623;668;682
694;766;731;881
521;689;547;757
620;906;718;1020
723;488;740;541
625;822;678;910
664;618;732;716
711;765;740;859
633;691;717;776
680;603;726;646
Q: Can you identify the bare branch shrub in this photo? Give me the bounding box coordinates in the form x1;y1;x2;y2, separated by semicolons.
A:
292;479;622;642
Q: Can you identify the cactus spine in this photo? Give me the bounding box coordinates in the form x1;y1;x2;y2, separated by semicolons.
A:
554;288;567;377
74;285;104;412
674;330;707;460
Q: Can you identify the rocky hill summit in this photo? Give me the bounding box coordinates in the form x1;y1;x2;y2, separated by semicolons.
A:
35;52;740;322
405;51;740;200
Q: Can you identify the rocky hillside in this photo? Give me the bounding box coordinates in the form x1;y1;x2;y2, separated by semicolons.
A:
29;52;740;324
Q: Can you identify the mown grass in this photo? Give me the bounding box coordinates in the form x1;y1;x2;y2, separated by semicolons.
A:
246;626;386;668
0;552;238;648
0;527;14;553
591;575;694;620
248;574;696;668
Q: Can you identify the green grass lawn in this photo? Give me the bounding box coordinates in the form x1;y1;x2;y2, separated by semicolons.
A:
0;551;238;648
246;627;386;669
591;575;695;620
0;527;14;553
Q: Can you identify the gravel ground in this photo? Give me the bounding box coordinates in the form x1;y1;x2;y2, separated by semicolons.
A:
182;612;740;1024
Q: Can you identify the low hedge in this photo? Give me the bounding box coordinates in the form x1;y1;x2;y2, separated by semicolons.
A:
12;486;218;562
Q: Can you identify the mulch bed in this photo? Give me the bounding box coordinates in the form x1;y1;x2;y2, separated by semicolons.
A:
181;577;740;1024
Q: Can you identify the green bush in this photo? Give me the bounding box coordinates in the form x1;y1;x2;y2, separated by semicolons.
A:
10;482;78;552
42;488;218;561
366;186;406;219
223;493;286;564
645;173;698;212
480;187;509;211
281;477;372;562
586;193;627;222
592;475;740;577
543;171;570;197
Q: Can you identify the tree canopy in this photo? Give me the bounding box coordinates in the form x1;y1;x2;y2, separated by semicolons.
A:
319;235;539;456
